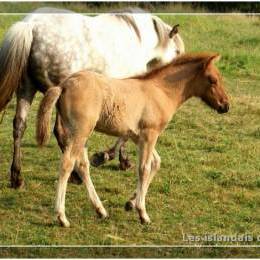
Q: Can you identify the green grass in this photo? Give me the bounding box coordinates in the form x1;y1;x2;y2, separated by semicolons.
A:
0;12;260;257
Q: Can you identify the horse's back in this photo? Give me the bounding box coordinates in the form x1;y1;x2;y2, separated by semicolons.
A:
25;9;91;89
21;7;178;90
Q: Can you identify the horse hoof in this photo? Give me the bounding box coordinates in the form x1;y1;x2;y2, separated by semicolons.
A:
68;171;82;185
125;201;134;211
10;178;25;189
119;159;132;171
90;152;109;167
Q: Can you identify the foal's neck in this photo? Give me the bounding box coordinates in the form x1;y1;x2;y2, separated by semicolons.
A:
146;61;202;107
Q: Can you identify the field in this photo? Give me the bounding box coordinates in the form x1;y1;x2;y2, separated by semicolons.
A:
0;10;260;257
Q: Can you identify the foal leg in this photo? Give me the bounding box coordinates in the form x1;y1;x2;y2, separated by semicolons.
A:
75;148;108;218
147;150;161;187
90;137;123;167
55;144;76;227
55;135;87;227
125;150;160;211
119;140;132;170
10;79;36;189
53;113;82;184
129;131;159;224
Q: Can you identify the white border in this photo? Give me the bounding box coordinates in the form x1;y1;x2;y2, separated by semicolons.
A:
0;11;259;249
0;245;260;248
0;13;259;15
0;0;257;2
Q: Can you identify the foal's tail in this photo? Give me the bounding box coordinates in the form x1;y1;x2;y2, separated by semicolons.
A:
36;87;62;146
0;21;33;111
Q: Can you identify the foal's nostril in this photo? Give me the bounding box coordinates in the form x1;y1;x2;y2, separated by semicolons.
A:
225;103;230;112
218;103;229;114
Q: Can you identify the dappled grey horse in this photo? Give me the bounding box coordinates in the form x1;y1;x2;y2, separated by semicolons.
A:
0;7;184;188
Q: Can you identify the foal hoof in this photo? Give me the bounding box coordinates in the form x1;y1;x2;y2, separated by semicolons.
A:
96;208;109;219
90;152;109;167
140;216;151;225
119;159;132;171
137;209;151;224
125;201;134;211
68;171;83;185
10;178;25;189
57;215;70;228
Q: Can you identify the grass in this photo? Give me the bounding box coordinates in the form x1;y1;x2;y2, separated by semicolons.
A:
0;10;260;258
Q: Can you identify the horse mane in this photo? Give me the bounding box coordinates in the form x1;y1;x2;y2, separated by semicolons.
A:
152;16;171;47
113;9;172;46
134;52;218;79
113;8;147;42
115;14;141;41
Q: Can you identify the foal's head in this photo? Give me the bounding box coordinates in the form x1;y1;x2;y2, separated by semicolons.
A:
195;54;229;114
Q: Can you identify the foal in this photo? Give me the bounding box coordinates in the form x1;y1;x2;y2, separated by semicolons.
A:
36;52;229;227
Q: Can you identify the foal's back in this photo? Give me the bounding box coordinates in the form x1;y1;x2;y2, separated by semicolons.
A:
58;70;165;138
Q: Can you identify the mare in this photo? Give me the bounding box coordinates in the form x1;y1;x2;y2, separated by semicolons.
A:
0;7;184;188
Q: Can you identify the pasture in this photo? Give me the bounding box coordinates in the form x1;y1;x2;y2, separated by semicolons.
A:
0;13;260;257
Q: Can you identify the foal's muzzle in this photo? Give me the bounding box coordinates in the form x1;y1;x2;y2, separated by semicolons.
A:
217;103;229;114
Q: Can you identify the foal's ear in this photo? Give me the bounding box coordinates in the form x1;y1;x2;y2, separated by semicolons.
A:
204;53;221;70
169;24;180;38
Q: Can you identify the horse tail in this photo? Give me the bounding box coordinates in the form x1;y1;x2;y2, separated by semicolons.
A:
0;21;33;111
36;87;62;146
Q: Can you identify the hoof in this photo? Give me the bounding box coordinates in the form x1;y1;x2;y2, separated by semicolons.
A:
90;152;109;167
10;178;25;189
57;215;70;228
68;171;82;185
125;201;134;211
140;216;151;225
119;159;132;171
137;209;151;224
96;208;109;219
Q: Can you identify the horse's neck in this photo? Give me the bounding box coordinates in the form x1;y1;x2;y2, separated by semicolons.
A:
82;14;171;79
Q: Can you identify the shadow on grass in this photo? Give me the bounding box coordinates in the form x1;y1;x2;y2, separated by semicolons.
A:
94;163;136;172
29;220;56;228
94;164;121;172
22;143;56;149
0;195;16;209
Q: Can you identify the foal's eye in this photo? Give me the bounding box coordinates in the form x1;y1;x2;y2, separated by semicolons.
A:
208;76;217;84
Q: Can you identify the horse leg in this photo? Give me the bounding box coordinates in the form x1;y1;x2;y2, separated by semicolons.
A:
119;140;132;170
10;80;36;189
128;131;159;224
75;148;108;218
90;137;123;167
53;113;82;185
125;150;160;212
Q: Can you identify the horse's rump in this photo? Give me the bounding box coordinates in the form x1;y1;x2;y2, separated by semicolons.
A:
0;22;33;111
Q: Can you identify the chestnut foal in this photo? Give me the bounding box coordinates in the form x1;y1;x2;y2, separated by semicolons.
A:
36;52;229;227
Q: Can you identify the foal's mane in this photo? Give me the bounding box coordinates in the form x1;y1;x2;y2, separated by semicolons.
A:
135;52;218;80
